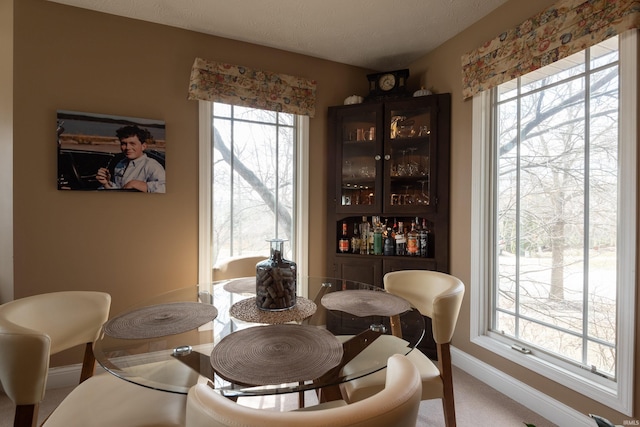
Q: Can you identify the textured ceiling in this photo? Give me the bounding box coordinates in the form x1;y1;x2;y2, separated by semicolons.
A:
47;0;508;71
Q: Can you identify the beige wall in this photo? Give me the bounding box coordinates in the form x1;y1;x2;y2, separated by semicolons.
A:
8;0;370;364
408;0;639;422
0;0;14;304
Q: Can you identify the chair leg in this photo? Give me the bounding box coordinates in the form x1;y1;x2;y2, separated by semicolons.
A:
437;342;456;427
14;403;38;427
79;342;96;383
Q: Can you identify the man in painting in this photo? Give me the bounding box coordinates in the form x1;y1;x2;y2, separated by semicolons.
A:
96;125;165;193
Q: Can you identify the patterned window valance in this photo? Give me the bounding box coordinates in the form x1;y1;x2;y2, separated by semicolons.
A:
461;0;640;99
188;57;317;117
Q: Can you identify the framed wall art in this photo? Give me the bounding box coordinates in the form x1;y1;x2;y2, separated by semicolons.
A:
57;110;166;193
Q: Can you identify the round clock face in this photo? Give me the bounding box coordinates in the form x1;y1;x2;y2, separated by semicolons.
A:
379;74;396;91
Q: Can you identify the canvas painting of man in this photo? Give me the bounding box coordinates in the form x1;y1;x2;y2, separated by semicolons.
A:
57;110;166;193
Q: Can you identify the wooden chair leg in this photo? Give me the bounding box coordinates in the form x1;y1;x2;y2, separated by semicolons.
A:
79;342;96;383
437;342;457;427
14;403;38;427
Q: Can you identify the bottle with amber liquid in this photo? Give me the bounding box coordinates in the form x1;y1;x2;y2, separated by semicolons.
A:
351;222;361;254
339;221;350;253
407;221;419;256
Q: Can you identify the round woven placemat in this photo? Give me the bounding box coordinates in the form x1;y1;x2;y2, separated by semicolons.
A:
103;302;218;339
223;277;255;295
210;324;343;385
321;290;410;317
229;297;316;324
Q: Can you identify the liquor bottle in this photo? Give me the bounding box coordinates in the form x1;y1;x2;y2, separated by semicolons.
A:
395;221;406;256
351;222;361;254
414;217;422;257
407;221;419;256
373;216;383;255
383;227;395;255
360;216;370;254
367;217;375;255
420;218;430;257
339;221;350;253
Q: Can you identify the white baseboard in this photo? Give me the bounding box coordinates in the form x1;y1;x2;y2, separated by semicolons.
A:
45;363;107;390
451;347;594;427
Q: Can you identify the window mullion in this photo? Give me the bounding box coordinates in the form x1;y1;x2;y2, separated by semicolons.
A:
229;106;235;255
514;77;522;340
489;90;499;332
275;116;280;238
582;48;591;368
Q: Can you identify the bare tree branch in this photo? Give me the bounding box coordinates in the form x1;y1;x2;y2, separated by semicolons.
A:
213;126;293;234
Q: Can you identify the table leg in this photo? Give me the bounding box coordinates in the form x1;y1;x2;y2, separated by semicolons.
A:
315;328;383;402
299;388;305;408
171;351;215;381
389;314;403;338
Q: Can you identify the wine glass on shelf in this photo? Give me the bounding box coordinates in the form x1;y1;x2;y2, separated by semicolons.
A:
344;160;355;178
420;155;430;176
398;150;407;176
418;125;430;137
407;147;419;176
402;185;414;205
417;180;430;205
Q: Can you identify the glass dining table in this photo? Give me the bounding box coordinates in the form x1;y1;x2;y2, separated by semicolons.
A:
93;276;425;403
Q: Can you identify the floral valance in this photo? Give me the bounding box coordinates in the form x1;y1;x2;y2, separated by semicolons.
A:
461;0;640;99
188;57;317;117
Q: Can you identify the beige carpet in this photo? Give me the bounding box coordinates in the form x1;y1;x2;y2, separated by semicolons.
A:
0;366;556;427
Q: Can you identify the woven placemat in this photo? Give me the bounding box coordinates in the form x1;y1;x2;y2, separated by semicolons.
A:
103;302;218;339
223;277;255;295
321;290;410;317
210;324;343;385
229;297;316;324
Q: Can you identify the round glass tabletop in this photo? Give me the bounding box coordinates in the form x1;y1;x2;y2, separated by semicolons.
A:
93;276;425;397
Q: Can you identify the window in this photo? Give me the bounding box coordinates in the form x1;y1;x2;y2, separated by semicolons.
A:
198;102;309;284
211;103;296;261
471;32;636;413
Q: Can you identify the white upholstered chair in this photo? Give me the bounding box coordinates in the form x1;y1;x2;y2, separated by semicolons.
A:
0;291;110;427
212;255;266;281
340;270;465;427
42;373;187;426
0;291;187;427
185;354;422;427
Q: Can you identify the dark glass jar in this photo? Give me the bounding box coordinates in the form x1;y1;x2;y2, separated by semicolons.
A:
255;239;297;311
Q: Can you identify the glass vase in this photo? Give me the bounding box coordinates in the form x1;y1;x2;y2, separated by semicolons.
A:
255;239;297;311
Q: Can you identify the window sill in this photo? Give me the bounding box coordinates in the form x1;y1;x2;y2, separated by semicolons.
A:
470;333;631;415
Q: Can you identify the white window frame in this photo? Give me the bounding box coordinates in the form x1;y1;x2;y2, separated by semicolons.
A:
470;30;637;415
197;101;310;296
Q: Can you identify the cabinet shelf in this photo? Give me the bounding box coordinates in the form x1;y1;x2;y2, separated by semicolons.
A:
388;175;429;184
390;135;429;143
335;252;436;262
341;177;375;185
342;139;378;145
